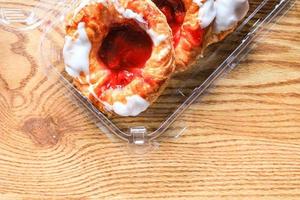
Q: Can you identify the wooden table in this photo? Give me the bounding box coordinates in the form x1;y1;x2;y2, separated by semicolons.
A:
0;1;299;199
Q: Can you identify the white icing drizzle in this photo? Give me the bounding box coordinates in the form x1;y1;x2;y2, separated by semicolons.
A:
87;80;98;99
85;77;150;116
193;0;216;29
193;0;202;5
157;46;171;60
111;0;146;24
104;95;150;116
147;29;168;46
63;22;91;78
193;0;249;33
214;0;249;33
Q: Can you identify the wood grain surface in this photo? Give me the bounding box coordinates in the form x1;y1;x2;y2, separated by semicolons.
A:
0;0;299;199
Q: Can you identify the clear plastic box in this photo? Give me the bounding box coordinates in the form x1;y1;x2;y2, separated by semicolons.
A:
1;0;295;147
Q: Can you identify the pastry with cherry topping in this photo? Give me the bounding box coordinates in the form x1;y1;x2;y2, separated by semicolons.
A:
63;0;174;116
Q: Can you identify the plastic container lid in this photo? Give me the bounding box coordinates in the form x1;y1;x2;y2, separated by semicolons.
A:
0;0;73;30
2;0;296;148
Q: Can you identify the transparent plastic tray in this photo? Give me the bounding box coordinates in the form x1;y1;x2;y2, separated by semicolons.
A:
0;0;73;30
1;0;295;146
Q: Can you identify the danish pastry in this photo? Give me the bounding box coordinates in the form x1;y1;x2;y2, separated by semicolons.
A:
63;0;174;116
152;0;249;72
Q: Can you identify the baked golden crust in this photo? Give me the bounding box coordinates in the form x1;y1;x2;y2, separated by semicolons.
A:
64;0;174;116
175;0;203;72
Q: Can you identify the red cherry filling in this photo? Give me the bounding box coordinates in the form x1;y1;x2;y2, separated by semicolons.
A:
98;22;153;92
183;25;204;46
152;0;186;47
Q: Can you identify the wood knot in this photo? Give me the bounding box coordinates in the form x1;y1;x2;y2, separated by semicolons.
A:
21;116;62;147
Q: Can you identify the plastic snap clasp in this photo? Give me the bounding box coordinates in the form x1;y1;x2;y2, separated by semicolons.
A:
130;126;147;145
127;127;159;154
